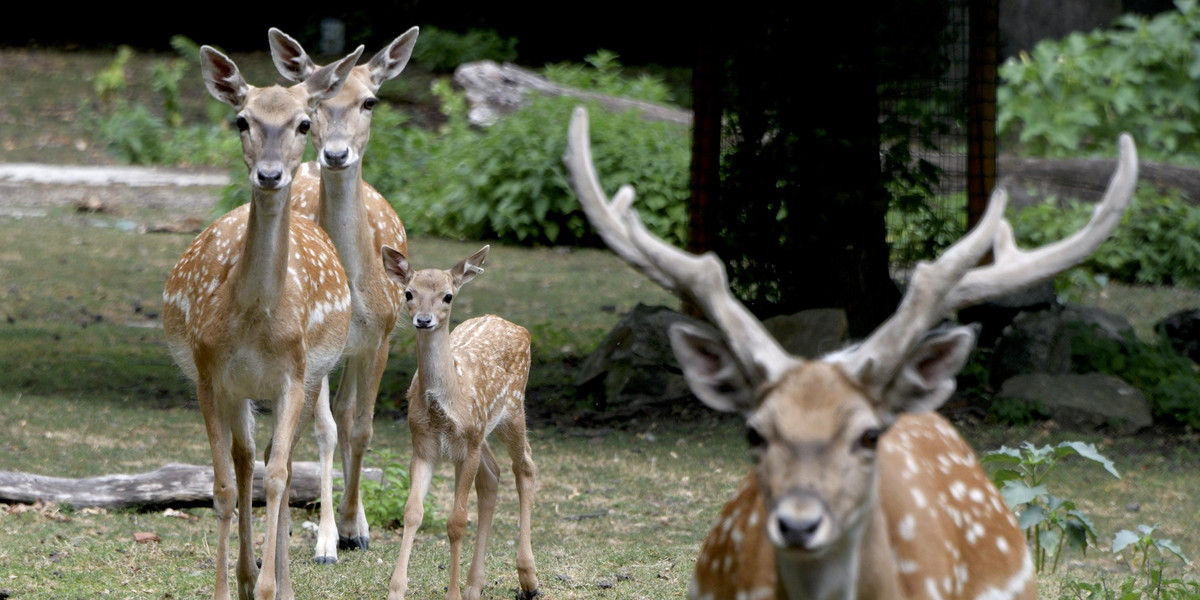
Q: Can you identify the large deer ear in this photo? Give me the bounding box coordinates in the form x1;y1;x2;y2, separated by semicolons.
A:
381;245;413;287
877;325;977;420
200;46;248;109
669;322;757;416
300;45;364;110
451;245;489;288
367;26;419;90
268;28;318;82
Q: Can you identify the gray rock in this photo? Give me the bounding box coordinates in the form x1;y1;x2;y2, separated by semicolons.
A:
763;308;848;359
995;373;1152;434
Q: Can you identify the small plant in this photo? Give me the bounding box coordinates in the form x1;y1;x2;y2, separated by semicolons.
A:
94;45;133;109
982;441;1120;573
1065;525;1196;600
358;447;439;530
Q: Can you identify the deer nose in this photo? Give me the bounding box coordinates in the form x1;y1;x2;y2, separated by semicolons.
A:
414;315;434;329
255;167;283;189
776;512;823;548
323;147;349;167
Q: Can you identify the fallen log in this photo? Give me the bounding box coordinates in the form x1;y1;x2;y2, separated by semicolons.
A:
999;155;1200;209
0;462;382;510
454;60;692;127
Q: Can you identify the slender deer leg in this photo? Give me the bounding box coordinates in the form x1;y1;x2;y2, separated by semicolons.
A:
389;454;435;600
337;347;388;549
312;376;339;563
230;403;258;600
200;383;236;600
333;360;366;550
498;426;539;597
446;447;483;600
256;382;305;600
464;443;500;600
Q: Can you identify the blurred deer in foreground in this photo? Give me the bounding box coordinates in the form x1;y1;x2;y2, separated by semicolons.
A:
162;45;362;600
564;106;1137;600
380;245;540;600
268;25;418;564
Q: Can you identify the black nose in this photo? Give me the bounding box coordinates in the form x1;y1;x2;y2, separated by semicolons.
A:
324;148;349;166
256;168;282;187
777;513;822;548
415;315;432;329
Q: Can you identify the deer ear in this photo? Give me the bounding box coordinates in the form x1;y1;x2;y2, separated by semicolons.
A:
301;45;364;109
200;46;248;109
381;245;413;286
367;26;419;90
268;28;318;83
669;322;757;416
878;325;977;419
452;245;489;287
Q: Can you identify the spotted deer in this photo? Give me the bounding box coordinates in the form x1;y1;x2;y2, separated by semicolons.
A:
379;245;539;600
564;107;1138;600
161;45;362;600
268;26;417;563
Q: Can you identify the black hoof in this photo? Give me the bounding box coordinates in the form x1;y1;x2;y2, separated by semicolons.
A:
515;589;540;600
338;535;369;551
314;555;337;565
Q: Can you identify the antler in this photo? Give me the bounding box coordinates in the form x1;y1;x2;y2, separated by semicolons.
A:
843;133;1139;391
564;106;797;385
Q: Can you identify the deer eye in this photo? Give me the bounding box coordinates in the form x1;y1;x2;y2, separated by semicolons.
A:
298;119;311;135
235;116;249;132
858;427;883;451
363;97;378;111
442;293;453;304
404;291;412;301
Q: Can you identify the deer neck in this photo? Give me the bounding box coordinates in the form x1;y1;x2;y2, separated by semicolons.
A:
232;186;293;311
414;325;459;409
775;481;900;600
316;163;372;285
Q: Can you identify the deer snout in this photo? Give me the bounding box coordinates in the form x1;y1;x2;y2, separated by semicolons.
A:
413;314;437;330
319;142;356;169
768;492;833;552
253;164;289;190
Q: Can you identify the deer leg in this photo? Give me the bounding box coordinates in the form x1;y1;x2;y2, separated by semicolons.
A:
255;383;304;600
499;427;539;598
339;345;388;550
464;443;500;600
388;455;435;600
228;400;258;600
333;356;372;550
200;384;237;600
446;447;483;600
312;375;339;564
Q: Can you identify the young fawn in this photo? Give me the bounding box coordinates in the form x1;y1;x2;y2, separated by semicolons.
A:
162;46;361;600
380;245;539;600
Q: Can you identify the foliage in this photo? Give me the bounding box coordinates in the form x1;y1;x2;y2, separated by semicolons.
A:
1069;325;1200;429
884;191;966;266
93;45;133;109
358;448;440;530
1009;190;1200;292
997;0;1200;162
363;75;689;247
542;50;675;104
410;25;519;73
1065;525;1196;600
982;441;1120;573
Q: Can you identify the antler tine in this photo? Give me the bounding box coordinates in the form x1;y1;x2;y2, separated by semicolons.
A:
565;106;796;383
943;132;1138;310
845;133;1138;391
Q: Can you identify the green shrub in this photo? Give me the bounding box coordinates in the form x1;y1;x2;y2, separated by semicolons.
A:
1066;525;1196;600
998;0;1200;162
411;25;518;73
542;50;675;105
358;448;440;530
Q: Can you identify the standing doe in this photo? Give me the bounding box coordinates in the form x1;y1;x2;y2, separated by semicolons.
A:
564;106;1138;600
268;25;418;563
162;45;361;600
380;245;540;600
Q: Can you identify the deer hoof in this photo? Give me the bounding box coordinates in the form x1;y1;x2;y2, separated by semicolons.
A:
515;590;540;600
314;555;337;565
338;535;369;551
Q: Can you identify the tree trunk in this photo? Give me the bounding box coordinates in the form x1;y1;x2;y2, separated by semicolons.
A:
0;462;381;510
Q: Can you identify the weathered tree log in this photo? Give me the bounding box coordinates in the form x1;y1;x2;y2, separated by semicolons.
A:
0;462;381;510
453;60;692;127
999;155;1200;209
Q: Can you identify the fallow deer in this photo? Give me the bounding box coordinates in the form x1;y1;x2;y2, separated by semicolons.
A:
564;106;1138;600
162;45;361;600
380;245;540;600
268;26;417;563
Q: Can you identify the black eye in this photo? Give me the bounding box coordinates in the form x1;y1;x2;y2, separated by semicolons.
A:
858;427;883;451
745;425;766;450
235;116;249;132
404;291;413;301
442;294;453;304
298;119;311;134
363;98;378;111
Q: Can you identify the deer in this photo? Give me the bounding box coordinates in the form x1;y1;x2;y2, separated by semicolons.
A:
267;26;418;563
161;45;362;600
563;106;1138;600
379;244;540;600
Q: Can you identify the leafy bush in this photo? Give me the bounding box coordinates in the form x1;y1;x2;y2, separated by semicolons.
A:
998;0;1200;162
983;441;1120;573
1066;524;1196;600
365;77;690;247
358;448;439;530
410;25;518;73
542;50;675;104
1009;190;1200;290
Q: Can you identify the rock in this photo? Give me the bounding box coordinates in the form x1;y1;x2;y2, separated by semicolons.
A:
989;305;1135;386
762;308;848;359
1156;308;1200;362
995;373;1152;434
